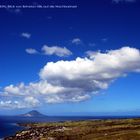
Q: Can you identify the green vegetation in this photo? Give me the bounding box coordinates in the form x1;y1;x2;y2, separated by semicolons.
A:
5;118;140;140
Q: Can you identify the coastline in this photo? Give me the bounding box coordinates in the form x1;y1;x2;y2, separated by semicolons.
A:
4;118;140;140
0;123;26;140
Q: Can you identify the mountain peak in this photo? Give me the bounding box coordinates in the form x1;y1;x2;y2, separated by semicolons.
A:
19;110;46;117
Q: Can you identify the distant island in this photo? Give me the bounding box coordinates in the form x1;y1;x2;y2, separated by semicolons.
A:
18;110;47;117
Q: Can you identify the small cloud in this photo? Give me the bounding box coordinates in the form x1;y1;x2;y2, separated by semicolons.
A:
112;0;136;3
21;32;31;39
25;48;38;54
25;45;72;57
42;45;72;57
72;38;82;45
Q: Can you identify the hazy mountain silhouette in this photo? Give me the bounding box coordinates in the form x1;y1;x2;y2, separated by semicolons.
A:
19;110;46;117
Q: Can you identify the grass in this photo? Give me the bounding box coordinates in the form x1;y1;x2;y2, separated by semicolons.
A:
5;118;140;140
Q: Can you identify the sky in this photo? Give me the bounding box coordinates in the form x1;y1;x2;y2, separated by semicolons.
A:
0;0;140;116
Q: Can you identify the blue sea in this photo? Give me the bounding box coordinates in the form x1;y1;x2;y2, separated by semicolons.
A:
0;116;140;139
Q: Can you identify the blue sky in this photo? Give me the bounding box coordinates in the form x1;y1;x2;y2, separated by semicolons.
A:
0;0;140;115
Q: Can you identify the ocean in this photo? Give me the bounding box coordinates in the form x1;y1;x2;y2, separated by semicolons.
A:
0;116;140;139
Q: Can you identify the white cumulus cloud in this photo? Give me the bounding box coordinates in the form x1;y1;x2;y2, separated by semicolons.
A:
21;32;31;39
42;45;72;57
39;47;140;103
72;38;82;45
0;96;40;109
25;48;38;54
0;47;140;108
24;96;40;107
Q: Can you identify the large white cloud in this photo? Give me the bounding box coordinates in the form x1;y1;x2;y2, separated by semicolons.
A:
39;47;140;102
40;47;140;81
0;47;140;108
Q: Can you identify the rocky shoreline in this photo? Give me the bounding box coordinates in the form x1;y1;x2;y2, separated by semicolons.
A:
4;118;140;140
5;125;68;140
